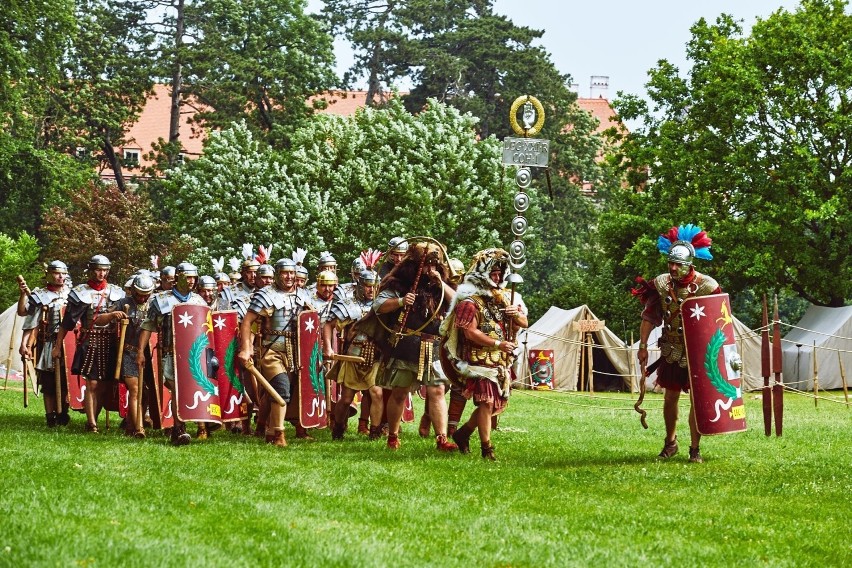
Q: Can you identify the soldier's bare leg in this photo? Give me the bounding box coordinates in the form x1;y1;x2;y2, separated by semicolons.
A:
663;388;680;443
124;376;141;436
385;387;408;449
84;378;99;431
367;386;383;437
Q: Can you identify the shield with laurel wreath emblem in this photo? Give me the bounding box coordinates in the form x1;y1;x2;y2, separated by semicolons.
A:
297;310;327;429
682;293;747;435
172;303;221;424
211;310;248;423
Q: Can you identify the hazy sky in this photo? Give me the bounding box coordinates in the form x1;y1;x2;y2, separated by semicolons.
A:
307;0;803;101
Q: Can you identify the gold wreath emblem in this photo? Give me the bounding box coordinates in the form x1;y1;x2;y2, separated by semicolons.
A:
509;95;545;137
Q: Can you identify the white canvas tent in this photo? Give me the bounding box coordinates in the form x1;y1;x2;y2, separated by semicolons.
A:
0;303;27;380
781;305;852;391
631;315;764;392
516;305;636;392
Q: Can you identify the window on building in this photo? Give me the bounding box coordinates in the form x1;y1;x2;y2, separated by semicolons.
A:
123;149;141;166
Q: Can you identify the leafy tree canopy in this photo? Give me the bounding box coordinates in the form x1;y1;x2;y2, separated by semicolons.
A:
606;0;852;307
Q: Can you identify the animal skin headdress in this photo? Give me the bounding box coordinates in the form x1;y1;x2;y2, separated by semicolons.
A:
656;224;712;265
463;248;511;290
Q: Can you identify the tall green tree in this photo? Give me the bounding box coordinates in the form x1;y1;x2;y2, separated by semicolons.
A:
50;0;157;191
182;0;337;148
606;0;852;307
0;0;92;238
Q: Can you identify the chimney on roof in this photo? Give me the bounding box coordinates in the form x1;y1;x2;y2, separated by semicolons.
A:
590;75;609;99
567;82;580;94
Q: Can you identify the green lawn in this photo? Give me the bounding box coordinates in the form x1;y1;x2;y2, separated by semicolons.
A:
1;386;850;567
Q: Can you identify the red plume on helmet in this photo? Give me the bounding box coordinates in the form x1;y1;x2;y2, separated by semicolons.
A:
360;248;383;270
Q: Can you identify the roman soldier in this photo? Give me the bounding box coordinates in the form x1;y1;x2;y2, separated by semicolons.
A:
324;266;383;439
440;249;529;461
198;275;230;311
19;261;71;427
373;240;457;452
136;262;207;446
237;258;314;447
634;224;720;463
53;255;125;433
159;266;176;291
112;273;156;438
311;270;338;325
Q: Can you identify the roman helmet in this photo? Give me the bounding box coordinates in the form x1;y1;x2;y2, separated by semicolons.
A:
88;255;111;270
316;270;339;286
132;273;156;294
388;236;409;254
197;275;217;290
656;224;712;267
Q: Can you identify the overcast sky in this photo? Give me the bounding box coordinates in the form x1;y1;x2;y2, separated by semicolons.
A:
307;0;803;101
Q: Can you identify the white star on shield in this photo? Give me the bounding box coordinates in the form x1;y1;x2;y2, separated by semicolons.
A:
213;316;227;330
303;317;316;333
689;305;706;321
177;311;194;328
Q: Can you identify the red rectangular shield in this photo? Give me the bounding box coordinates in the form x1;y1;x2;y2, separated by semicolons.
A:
172;303;221;424
682;293;747;435
297;310;327;429
65;327;85;411
529;349;555;390
211;310;248;423
402;392;414;423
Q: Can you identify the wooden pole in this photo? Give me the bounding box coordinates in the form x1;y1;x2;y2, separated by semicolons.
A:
53;357;62;414
812;340;818;408
578;331;586;392
23;358;29;408
626;332;636;395
838;352;849;408
243;359;286;406
772;295;784;435
114;318;128;380
760;294;772;436
587;332;595;395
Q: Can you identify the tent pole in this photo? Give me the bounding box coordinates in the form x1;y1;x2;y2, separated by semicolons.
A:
838;352;849;408
578;331;585;392
812;341;818;408
588;333;594;395
627;332;636;396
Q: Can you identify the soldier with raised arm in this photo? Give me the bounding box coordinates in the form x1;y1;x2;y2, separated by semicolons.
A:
53;255;125;433
20;261;71;428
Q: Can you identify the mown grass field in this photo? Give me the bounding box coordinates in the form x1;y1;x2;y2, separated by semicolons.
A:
0;386;850;567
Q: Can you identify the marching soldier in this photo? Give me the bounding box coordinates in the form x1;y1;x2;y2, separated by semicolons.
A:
53;255;125;433
136;262;206;446
198;275;231;311
311;270;338;325
237;258;314;447
295;265;309;289
373;241;457;451
325;267;384;439
113;273;156;438
635;225;721;463
159;266;176;291
20;261;71;427
441;249;528;461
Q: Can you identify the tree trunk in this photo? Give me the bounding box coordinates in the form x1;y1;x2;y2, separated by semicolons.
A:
168;0;185;167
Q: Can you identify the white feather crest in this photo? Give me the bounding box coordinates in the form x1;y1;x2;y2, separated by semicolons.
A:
150;255;159;270
228;257;241;272
241;243;253;260
291;247;307;264
211;256;224;273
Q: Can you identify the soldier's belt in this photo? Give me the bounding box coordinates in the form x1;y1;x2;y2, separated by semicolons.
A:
264;330;295;337
124;344;139;353
398;329;440;342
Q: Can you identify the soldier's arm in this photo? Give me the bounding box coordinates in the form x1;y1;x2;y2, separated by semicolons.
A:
322;320;336;358
19;329;33;359
637;319;656;368
238;311;259;364
136;328;151;369
16;279;30;316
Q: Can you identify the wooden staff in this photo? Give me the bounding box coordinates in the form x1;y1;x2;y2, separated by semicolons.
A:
812;340;818;408
114;317;129;380
837;352;848;408
242;359;285;406
25;357;39;398
392;245;431;346
760;294;772;436
23;357;29;408
328;353;366;364
53;356;62;414
772;295;784;435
